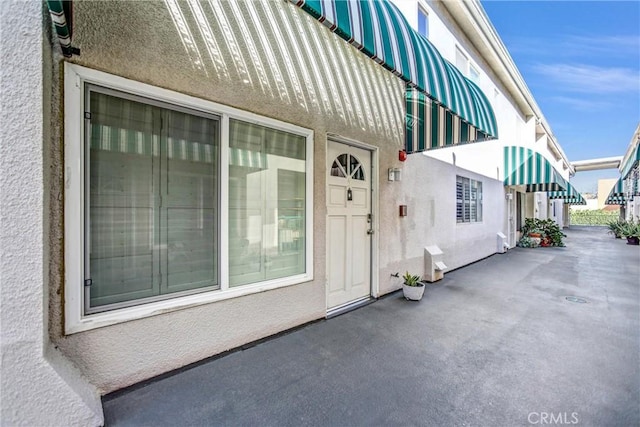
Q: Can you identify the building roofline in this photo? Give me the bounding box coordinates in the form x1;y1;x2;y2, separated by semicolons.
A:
440;0;573;173
619;122;640;173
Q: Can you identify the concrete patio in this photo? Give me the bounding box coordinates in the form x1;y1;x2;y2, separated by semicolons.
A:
103;226;639;426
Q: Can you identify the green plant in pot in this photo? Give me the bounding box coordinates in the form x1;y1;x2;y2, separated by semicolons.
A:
607;219;626;239
621;221;640;245
519;218;566;247
402;271;425;301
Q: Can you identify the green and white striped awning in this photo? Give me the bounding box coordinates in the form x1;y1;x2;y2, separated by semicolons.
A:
46;0;76;57
548;182;586;205
405;87;492;151
504;146;568;192
604;178;625;205
290;0;498;153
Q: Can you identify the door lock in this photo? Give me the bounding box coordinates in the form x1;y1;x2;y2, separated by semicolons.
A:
367;229;374;235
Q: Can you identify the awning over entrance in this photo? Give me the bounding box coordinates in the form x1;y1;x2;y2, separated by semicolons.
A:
548;182;586;205
46;0;76;57
290;0;498;153
504;146;568;192
604;178;625;205
405;87;493;152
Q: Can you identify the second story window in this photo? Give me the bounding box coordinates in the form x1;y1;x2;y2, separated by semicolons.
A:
418;6;429;38
469;65;480;84
455;46;469;75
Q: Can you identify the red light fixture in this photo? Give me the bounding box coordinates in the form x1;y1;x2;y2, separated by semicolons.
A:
399;150;407;162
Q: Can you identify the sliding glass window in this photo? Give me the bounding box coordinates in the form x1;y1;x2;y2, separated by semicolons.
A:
86;87;219;311
228;119;306;287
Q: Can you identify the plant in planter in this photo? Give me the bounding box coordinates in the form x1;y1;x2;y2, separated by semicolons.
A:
519;218;566;247
527;229;543;238
621;221;640;245
517;235;534;248
607;219;626;239
539;219;566;247
402;271;426;301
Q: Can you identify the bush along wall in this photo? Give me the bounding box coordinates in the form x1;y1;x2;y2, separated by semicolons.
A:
517;218;566;248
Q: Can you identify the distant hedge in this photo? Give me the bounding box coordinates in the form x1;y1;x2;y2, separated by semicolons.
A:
570;209;619;226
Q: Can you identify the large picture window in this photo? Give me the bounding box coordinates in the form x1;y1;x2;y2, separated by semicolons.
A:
456;176;483;223
86;87;220;311
64;64;312;332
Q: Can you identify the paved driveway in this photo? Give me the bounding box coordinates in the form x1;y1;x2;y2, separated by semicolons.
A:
104;226;639;426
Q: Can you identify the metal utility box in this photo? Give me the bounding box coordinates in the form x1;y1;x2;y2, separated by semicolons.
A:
424;245;447;282
497;232;508;253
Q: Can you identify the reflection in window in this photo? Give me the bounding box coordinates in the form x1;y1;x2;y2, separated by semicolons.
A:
331;154;347;177
229;119;306;287
86;88;219;311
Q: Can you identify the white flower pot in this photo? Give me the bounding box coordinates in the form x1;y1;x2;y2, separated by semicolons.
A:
402;282;425;301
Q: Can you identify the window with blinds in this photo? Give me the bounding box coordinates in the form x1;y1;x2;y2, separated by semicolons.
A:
86;87;220;311
83;86;309;313
456;176;483;223
64;64;313;331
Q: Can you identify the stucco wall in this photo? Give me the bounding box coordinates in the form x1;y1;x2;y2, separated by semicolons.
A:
1;2;102;425
379;154;507;293
48;0;413;393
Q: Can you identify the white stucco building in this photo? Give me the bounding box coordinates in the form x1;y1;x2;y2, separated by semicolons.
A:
607;124;640;220
1;1;578;424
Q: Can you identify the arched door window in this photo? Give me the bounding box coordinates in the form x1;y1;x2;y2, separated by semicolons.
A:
330;153;365;181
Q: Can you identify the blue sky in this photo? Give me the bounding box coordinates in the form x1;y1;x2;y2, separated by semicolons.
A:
482;0;640;193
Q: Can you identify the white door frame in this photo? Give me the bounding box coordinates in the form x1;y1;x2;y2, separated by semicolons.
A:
326;134;379;309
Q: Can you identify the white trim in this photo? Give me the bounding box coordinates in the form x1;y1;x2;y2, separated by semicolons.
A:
64;63;314;334
219;114;230;291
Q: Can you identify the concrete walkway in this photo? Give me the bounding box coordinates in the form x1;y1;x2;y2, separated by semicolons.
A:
104;227;639;426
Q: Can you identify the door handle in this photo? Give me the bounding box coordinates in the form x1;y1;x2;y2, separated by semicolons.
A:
367;229;374;235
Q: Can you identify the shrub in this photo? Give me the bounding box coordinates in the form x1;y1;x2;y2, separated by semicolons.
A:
518;218;566;247
606;219;626;238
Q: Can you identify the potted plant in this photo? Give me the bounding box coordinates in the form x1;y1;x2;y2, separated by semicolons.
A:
607;219;626;239
528;229;542;238
518;218;567;248
402;271;426;301
621;221;640;245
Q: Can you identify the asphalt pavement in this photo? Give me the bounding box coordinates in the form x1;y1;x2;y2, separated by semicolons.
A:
104;226;640;426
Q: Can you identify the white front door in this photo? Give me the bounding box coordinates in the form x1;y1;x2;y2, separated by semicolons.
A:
326;140;372;310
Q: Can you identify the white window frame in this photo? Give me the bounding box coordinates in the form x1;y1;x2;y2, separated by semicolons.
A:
455;46;469;76
64;63;314;334
469;64;480;84
456;175;483;224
